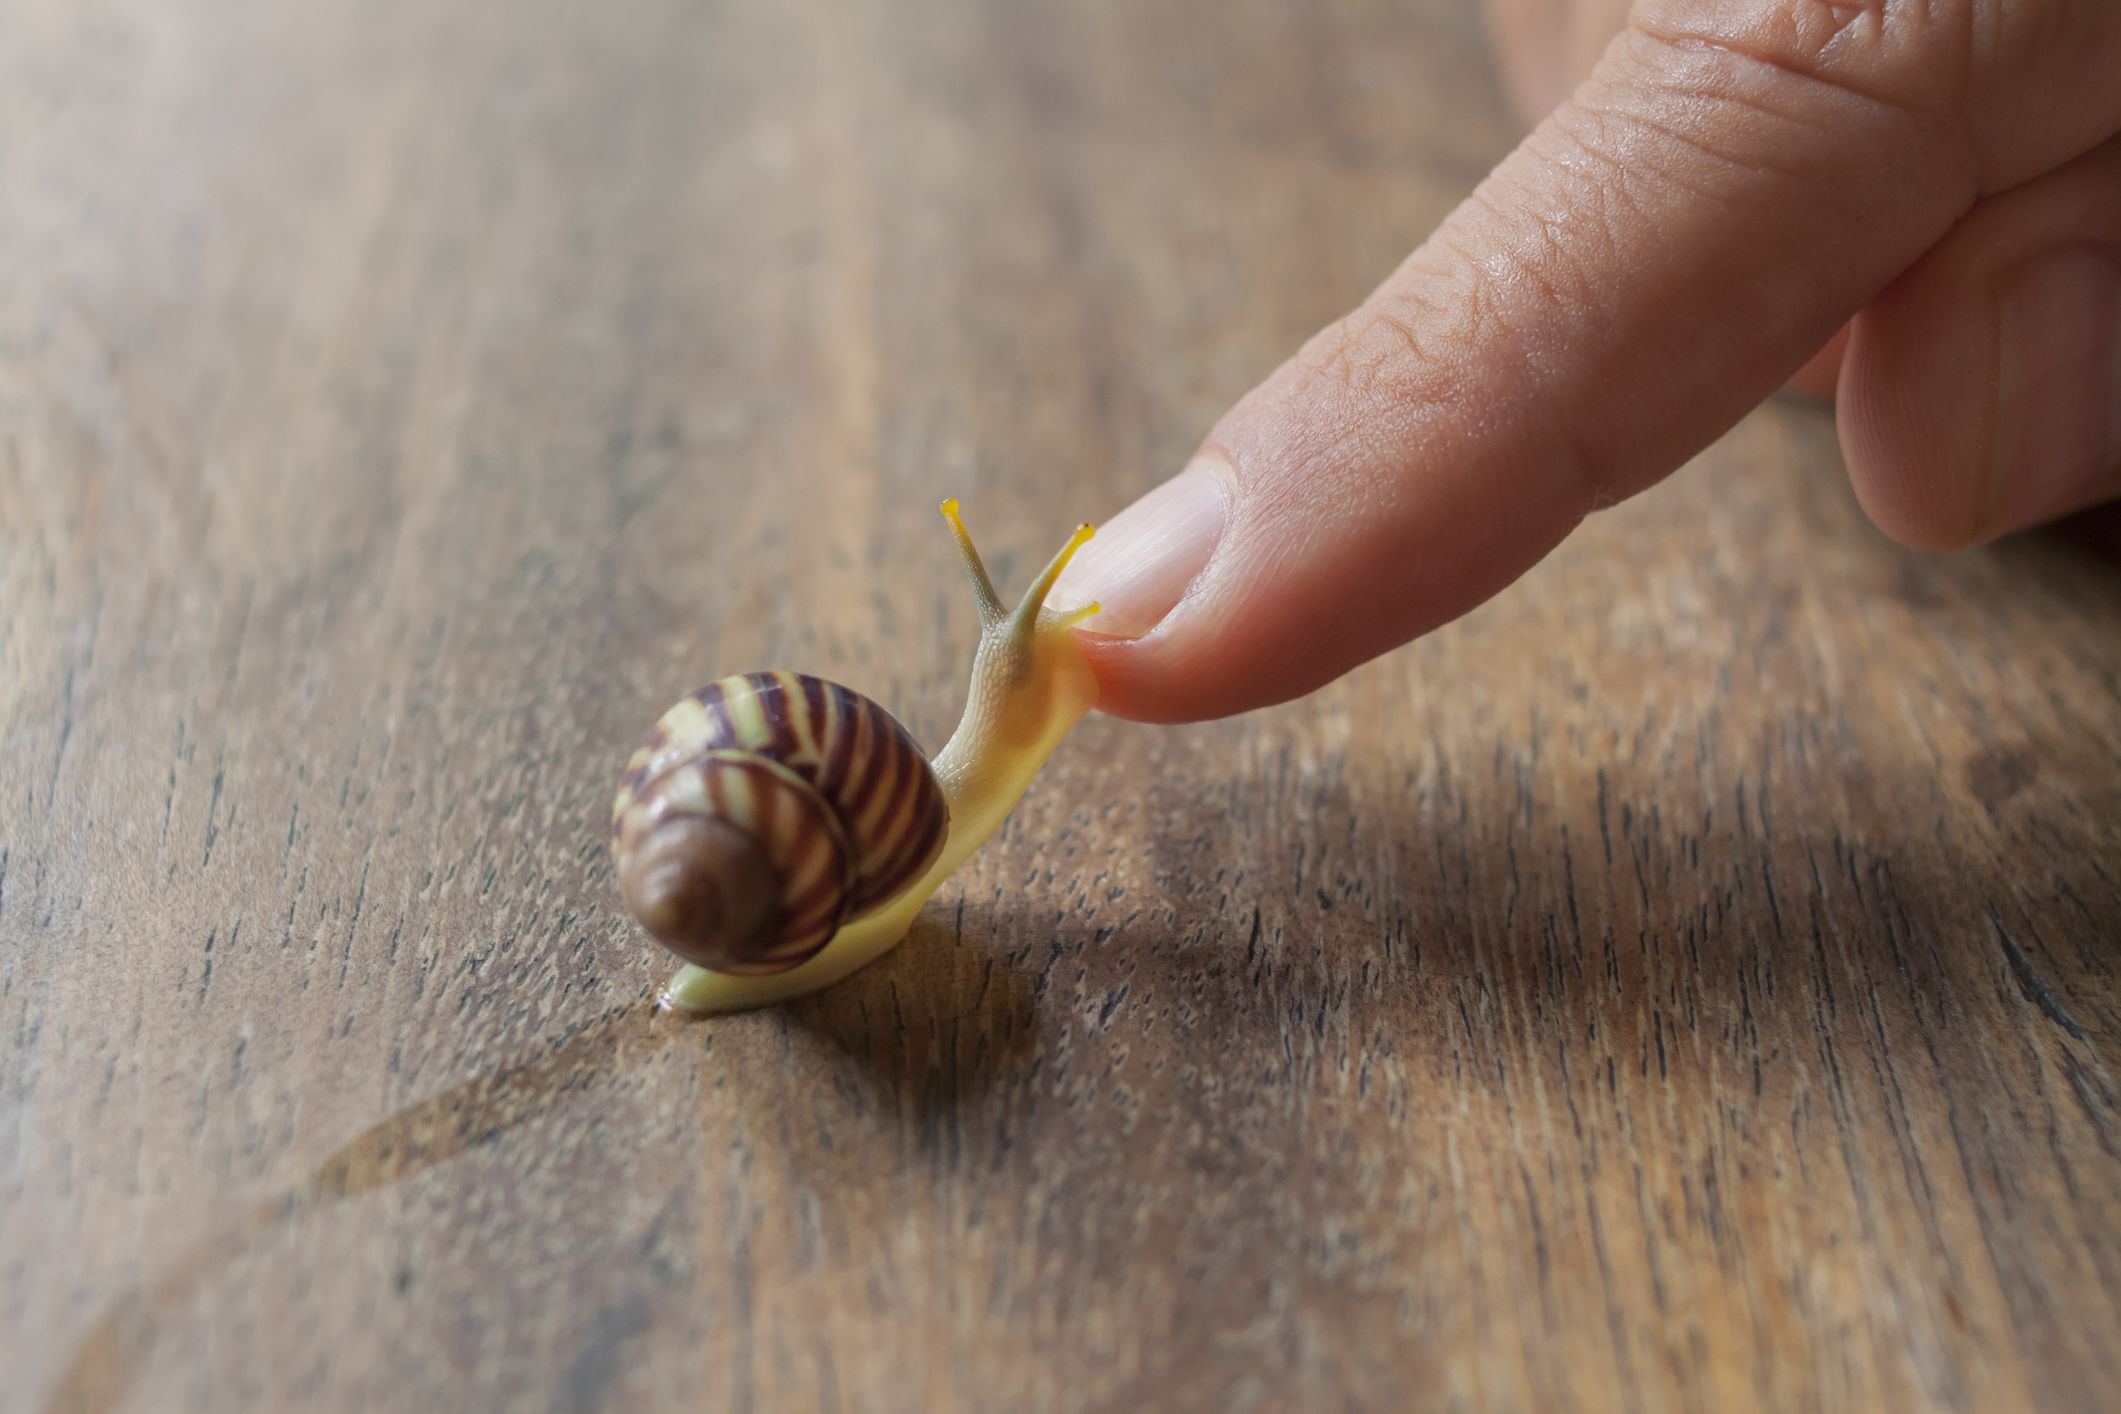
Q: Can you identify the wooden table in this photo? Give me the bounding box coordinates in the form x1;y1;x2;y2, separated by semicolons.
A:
7;2;2119;1410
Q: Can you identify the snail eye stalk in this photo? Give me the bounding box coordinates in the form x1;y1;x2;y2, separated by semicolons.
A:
1005;520;1096;644
939;497;1005;629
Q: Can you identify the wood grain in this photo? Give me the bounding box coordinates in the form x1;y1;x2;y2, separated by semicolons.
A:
4;1;2118;1411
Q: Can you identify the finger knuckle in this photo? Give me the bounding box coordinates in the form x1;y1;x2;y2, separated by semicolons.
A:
1628;0;1986;115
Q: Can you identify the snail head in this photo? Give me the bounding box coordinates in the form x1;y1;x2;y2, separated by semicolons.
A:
939;497;1101;757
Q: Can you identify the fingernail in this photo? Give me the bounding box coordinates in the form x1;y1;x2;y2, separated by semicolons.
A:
1989;248;2121;537
1052;455;1230;638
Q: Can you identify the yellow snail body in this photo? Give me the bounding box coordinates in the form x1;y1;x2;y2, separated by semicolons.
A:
611;501;1102;1014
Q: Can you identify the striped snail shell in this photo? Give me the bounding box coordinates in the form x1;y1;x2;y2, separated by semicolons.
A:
610;671;950;975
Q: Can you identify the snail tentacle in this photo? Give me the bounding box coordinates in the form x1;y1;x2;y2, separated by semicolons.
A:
1003;519;1095;642
939;497;1007;629
1054;600;1103;630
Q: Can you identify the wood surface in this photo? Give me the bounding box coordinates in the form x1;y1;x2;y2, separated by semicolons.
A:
5;1;2119;1411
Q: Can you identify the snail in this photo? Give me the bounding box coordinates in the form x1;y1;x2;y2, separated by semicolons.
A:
611;499;1103;1014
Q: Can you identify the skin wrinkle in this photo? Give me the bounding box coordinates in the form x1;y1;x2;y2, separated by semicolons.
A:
1326;133;1683;516
1363;249;1611;519
1268;342;1454;508
1813;0;1889;51
1236;383;1366;507
1354;309;1434;390
1424;228;1526;354
1461;179;1611;313
1299;312;1402;403
1578;98;1822;192
1319;273;1513;473
1630;11;1954;113
1300;266;1467;410
1442;180;1612;360
1510;133;1684;306
1456;242;1519;355
1630;5;2009;198
1343;315;1426;399
1639;66;1848;144
1458;154;1643;383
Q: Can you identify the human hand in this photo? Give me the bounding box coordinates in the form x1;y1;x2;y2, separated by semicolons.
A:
1054;0;2121;723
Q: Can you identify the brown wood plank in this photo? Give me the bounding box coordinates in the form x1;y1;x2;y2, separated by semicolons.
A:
4;1;2117;1410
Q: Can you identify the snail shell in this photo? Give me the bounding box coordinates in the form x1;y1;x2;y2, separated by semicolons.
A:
610;671;949;975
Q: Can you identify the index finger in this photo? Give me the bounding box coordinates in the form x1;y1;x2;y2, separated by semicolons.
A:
1056;0;2121;722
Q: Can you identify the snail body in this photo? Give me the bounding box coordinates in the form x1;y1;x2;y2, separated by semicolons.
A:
612;501;1101;1014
